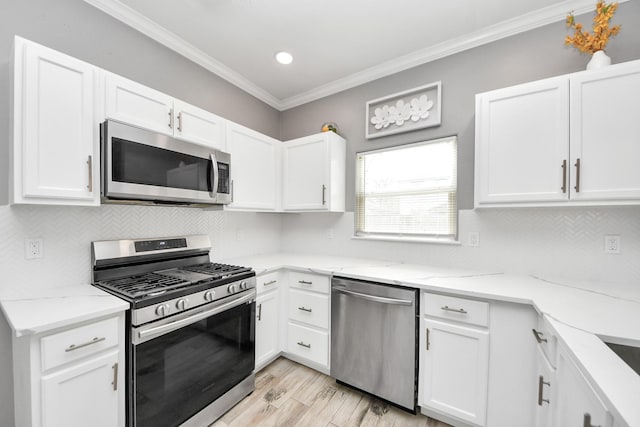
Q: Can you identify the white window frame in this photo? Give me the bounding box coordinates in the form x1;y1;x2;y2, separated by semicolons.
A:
354;136;458;243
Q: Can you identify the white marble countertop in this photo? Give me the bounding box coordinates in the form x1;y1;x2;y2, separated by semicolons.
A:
224;252;640;427
0;284;128;338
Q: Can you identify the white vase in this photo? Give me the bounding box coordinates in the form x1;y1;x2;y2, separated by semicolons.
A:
586;50;611;70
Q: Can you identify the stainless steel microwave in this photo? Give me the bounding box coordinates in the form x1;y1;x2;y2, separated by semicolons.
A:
101;120;231;206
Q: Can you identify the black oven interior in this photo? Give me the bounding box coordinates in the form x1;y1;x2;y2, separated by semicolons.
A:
132;301;255;427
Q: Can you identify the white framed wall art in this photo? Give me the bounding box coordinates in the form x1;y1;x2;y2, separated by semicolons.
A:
365;81;442;139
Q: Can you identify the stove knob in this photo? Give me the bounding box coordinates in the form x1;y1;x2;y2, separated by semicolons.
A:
204;291;215;302
176;298;189;311
155;304;170;317
227;284;237;294
239;281;247;290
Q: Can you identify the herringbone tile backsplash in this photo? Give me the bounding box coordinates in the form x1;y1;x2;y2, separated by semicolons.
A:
2;205;639;292
280;208;640;284
0;204;282;293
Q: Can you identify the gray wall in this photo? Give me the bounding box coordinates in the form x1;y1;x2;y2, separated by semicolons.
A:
0;1;280;425
280;1;640;211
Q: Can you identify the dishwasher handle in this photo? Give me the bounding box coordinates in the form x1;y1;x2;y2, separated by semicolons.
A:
333;286;413;306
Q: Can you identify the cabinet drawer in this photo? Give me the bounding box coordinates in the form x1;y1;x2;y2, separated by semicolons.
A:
41;317;119;371
289;271;330;294
256;271;280;295
287;322;329;367
423;293;489;327
532;315;558;368
288;289;329;329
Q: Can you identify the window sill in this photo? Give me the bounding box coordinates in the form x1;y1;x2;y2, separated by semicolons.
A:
351;235;461;246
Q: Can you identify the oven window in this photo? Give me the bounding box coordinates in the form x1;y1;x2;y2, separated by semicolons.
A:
112;138;212;192
133;302;255;427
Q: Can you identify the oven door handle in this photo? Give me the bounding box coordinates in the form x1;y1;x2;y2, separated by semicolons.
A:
136;291;255;343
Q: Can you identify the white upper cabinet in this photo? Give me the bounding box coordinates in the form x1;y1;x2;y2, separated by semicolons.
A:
282;132;345;212
173;99;226;150
225;122;280;210
11;37;100;206
569;61;640;202
105;73;226;150
475;60;640;207
475;77;569;205
105;73;173;136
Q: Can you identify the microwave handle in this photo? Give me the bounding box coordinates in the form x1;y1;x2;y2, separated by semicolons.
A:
210;154;219;196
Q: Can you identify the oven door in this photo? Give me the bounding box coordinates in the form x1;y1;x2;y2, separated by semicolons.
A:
102;120;231;205
131;291;255;427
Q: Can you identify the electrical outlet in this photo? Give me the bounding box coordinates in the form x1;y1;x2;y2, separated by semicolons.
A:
327;228;334;239
468;232;480;247
604;235;620;254
24;238;43;259
236;229;243;241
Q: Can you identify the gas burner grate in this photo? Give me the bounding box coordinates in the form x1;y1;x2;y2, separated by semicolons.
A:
97;272;189;298
182;263;252;278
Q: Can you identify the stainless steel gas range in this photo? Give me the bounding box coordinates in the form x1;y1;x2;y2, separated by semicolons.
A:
91;235;256;427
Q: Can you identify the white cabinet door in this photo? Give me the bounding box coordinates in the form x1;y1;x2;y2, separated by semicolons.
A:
534;345;556;427
41;350;119;427
421;319;489;426
105;73;173;135
13;37;99;205
226;122;280;210
283;132;345;211
570;61;640;202
173;99;226;150
475;77;569;206
283;134;328;210
255;290;280;370
555;349;609;427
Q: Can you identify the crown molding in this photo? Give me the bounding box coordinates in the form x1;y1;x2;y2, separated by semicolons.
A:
279;0;623;110
83;0;282;109
85;0;627;112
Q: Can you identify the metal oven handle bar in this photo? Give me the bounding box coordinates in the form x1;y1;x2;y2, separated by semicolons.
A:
137;291;255;342
333;286;413;306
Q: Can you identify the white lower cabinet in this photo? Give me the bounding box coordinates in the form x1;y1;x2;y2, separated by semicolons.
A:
255;288;280;370
421;318;489;426
286;322;329;367
555;346;610;427
41;350;120;427
534;345;556;427
12;313;125;427
283;271;331;372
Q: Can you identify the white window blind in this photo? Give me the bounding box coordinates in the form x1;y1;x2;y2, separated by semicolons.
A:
355;136;457;240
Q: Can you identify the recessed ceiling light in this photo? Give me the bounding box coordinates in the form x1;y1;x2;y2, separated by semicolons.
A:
275;51;293;65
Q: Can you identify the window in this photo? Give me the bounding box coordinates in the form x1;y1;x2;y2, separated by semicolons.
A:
355;136;457;241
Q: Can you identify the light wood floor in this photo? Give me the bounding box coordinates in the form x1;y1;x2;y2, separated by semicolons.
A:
211;357;452;427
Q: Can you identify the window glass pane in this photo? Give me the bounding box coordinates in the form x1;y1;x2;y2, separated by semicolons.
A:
356;136;457;239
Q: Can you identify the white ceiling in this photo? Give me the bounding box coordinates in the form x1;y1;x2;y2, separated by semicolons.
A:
85;0;605;110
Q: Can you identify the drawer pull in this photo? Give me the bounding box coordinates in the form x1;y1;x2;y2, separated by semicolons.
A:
538;375;550;406
297;341;311;349
583;413;600;427
298;306;312;313
65;336;106;352
532;329;548;344
441;305;468;314
298;280;313;285
112;363;118;391
263;280;277;286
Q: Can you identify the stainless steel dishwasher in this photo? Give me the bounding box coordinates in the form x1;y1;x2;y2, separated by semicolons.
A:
330;276;419;412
